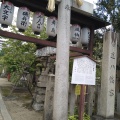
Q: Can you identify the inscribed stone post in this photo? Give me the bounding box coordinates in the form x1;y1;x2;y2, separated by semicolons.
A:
98;32;117;119
116;34;120;113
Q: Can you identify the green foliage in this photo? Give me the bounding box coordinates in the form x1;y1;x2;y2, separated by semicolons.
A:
1;15;48;83
0;49;6;75
0;66;3;75
92;31;103;81
93;31;103;60
68;106;90;120
83;113;90;120
96;64;101;77
68;115;78;120
0;50;4;56
94;0;120;32
68;113;90;120
2;39;36;74
9;71;21;83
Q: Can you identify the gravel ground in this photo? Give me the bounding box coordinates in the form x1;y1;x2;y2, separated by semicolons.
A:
0;78;43;120
4;100;43;120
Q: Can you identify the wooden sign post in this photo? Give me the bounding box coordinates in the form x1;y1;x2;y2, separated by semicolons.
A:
71;56;96;120
79;85;85;120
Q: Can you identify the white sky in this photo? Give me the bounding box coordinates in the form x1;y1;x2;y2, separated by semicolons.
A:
85;0;97;4
85;0;98;8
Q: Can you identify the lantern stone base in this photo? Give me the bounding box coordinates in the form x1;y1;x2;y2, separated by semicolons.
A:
92;115;118;120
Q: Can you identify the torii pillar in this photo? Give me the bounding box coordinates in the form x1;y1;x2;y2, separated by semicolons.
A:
53;0;71;120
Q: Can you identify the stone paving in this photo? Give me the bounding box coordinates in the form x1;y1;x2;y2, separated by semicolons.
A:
0;78;43;120
0;90;12;120
0;78;13;120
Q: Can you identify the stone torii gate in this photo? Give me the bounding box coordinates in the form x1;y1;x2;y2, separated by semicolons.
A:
0;0;109;120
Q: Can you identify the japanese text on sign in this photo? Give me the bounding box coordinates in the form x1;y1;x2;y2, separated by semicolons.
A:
2;3;13;21
71;57;96;85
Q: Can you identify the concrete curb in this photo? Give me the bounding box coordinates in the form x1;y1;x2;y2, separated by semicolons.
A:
0;91;12;120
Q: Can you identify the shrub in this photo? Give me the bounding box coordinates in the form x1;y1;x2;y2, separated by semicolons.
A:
68;113;90;120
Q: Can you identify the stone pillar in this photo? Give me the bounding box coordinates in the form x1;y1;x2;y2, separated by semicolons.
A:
69;84;76;115
117;93;120;113
116;34;120;113
87;86;95;116
96;85;101;115
32;73;48;111
116;34;120;94
53;0;71;119
97;32;117;119
32;57;55;111
44;74;55;120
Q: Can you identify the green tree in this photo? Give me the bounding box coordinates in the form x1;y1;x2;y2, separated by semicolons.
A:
0;49;5;74
93;30;103;60
1;15;48;81
2;39;36;73
94;0;120;32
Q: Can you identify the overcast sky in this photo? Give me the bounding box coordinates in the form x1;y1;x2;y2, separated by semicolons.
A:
85;0;97;3
84;0;98;8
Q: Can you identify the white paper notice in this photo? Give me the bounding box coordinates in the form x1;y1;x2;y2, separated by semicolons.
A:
71;57;96;85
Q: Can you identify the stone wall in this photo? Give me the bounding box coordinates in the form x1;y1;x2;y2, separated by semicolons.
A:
32;74;48;111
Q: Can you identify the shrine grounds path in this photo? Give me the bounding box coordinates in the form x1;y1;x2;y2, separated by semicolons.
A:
0;78;120;120
0;78;43;120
